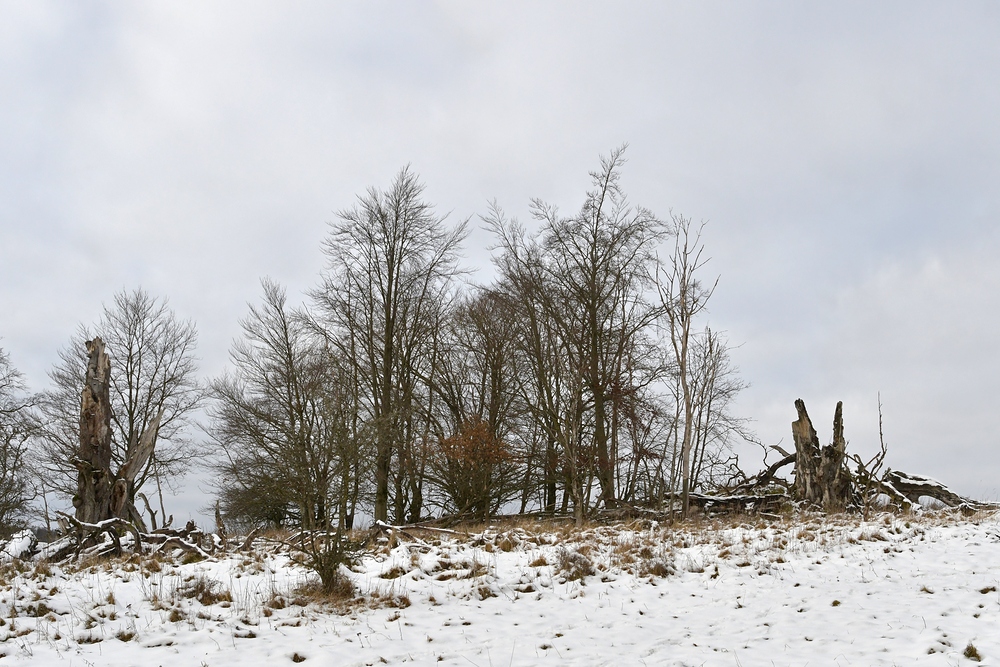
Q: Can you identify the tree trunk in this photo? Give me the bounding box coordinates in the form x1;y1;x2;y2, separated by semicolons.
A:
74;338;114;524
791;399;852;511
73;337;158;530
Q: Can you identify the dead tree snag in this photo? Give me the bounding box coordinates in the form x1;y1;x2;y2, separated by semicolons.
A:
791;399;852;511
74;338;114;524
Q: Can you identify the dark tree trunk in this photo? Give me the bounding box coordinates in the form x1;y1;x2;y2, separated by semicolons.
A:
791;399;852;511
74;338;114;523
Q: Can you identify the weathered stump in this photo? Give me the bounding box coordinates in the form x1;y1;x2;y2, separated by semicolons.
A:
74;338;114;524
791;399;852;511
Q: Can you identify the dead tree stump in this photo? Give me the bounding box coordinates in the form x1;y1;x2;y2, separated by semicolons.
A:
74;338;114;524
791;399;852;511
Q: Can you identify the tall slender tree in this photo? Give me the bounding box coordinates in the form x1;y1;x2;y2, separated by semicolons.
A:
312;167;467;523
658;216;717;517
493;147;667;511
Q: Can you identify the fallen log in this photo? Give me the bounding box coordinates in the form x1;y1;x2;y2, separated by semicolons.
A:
688;492;789;514
884;471;996;511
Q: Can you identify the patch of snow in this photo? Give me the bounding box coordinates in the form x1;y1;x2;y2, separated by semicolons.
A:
0;529;36;561
1;513;998;665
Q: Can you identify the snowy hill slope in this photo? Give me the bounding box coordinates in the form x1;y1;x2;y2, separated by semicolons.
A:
1;512;998;666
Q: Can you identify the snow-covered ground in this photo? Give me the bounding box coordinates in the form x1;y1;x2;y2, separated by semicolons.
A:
1;511;999;666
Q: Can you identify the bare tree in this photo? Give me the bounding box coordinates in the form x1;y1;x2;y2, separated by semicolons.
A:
424;290;526;518
35;288;203;521
210;279;366;531
311;167;467;523
0;347;37;536
486;208;580;517
687;327;751;492
530;146;667;508
658;215;717;517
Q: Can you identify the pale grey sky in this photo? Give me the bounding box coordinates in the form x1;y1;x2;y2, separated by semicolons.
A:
3;2;1000;522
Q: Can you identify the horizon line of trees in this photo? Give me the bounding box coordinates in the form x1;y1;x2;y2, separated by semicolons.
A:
0;146;751;538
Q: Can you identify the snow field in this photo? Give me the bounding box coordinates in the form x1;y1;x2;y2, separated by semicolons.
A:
0;511;998;666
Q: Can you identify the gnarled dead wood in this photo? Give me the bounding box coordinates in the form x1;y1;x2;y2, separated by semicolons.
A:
74;338;114;524
730;452;796;496
883;471;995;511
792;399;852;511
72;338;162;532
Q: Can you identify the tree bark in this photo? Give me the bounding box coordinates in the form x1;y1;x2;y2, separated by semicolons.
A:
791;399;852;511
74;338;114;523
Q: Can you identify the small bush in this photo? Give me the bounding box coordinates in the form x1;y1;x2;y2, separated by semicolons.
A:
297;530;361;596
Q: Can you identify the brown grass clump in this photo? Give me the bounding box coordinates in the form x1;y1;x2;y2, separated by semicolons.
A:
177;575;233;605
964;643;983;662
556;548;595;582
291;576;358;606
380;566;408;580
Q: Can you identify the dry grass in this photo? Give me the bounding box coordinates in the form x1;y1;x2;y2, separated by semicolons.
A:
175;575;233;606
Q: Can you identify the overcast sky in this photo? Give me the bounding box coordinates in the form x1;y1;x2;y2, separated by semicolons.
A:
3;2;1000;523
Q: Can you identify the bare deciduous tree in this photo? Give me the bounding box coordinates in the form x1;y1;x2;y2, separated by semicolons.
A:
210;279;366;531
0;347;37;536
424;290;526;518
311;167;467;523
658;215;717;517
531;146;667;508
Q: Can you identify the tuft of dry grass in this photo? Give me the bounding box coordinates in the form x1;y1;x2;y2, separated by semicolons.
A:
556;548;595;582
380;566;408;580
964;643;983;662
176;575;233;606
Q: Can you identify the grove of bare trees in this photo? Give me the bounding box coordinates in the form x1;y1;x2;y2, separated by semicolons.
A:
206;147;750;529
3;147;756;539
